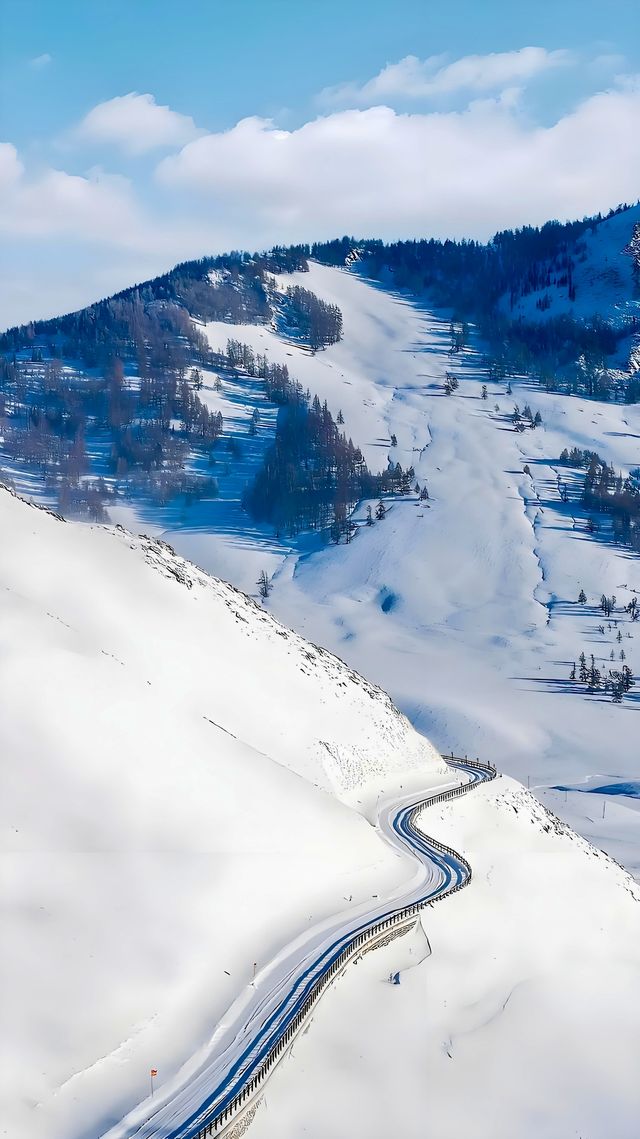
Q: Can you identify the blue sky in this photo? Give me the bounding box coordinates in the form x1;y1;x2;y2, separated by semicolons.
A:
1;0;639;326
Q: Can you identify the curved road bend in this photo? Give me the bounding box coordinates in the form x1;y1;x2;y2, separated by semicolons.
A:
104;756;495;1139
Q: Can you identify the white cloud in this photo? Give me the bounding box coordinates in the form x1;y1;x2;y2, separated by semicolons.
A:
29;53;52;69
0;145;213;326
4;67;640;327
319;47;571;107
156;81;640;243
0;143;24;189
72;92;203;155
0;161;140;244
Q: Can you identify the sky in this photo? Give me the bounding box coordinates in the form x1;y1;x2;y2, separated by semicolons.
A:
1;0;639;328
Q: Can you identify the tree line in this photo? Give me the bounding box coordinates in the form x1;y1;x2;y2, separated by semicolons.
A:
281;286;343;349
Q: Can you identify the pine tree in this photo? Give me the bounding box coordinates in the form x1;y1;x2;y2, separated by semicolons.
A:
257;570;273;600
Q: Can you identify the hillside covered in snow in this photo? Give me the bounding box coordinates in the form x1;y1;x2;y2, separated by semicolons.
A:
4;203;640;1139
0;483;445;1139
499;201;640;330
3;484;640;1139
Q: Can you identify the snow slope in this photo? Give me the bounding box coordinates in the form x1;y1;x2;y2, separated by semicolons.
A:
0;484;446;1139
502;203;640;328
248;774;640;1139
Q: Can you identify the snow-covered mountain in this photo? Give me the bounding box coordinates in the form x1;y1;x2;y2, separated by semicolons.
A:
3;482;640;1139
5;205;640;1139
143;258;640;881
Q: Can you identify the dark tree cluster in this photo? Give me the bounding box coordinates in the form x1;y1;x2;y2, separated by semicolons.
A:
0;244;320;518
231;345;413;538
581;455;640;550
0;328;224;518
511;403;542;431
483;313;631;398
312;215;612;315
570;651;634;702
558;447;640;551
1;293;208;374
224;340;301;405
56;477;115;522
282;286;343;350
559;446;601;468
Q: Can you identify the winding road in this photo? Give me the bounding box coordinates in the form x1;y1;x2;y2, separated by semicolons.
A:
105;756;495;1139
